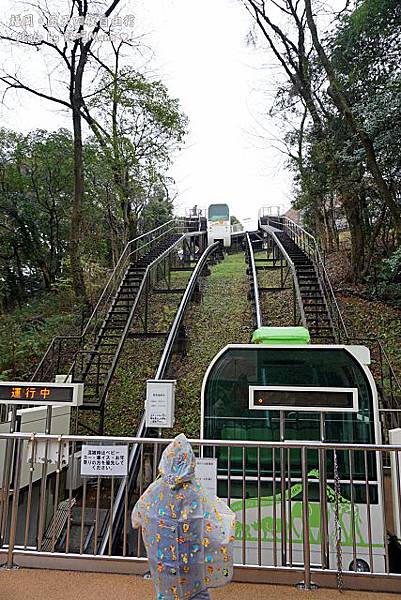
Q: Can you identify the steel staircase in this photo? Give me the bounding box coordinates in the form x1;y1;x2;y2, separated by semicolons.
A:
79;234;181;406
275;232;336;343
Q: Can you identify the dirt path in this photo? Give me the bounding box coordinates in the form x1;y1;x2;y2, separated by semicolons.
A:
0;569;398;600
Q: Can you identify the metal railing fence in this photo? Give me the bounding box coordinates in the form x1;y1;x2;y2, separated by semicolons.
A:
1;432;401;592
263;226;307;328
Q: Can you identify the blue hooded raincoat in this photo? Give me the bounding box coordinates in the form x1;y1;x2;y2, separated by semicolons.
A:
132;434;235;600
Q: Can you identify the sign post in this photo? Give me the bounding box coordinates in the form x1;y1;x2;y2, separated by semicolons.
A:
195;457;217;496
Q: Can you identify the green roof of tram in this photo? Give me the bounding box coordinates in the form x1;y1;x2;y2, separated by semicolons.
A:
251;326;310;345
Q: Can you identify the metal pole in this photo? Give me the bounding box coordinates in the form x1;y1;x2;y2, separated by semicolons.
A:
6;438;23;568
279;412;287;566
297;447;314;590
0;406;18;541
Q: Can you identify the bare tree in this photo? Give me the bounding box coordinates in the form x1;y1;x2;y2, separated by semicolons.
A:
304;0;401;235
243;0;323;131
0;0;124;303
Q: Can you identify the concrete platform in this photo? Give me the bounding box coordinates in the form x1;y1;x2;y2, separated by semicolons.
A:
0;569;399;600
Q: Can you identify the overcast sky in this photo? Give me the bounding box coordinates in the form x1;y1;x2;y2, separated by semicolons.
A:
1;0;304;228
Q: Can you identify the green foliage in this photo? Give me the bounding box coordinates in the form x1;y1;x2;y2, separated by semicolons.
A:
0;128;74;303
141;192;174;231
277;0;401;280
88;68;188;241
370;246;401;304
0;291;80;381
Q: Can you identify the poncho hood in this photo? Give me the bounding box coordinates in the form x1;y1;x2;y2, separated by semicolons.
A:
158;433;196;488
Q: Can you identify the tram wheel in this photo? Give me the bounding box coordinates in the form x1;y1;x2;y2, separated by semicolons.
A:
349;558;370;572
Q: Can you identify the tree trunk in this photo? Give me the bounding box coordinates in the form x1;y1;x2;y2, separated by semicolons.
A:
70;103;89;304
342;193;366;282
304;0;401;236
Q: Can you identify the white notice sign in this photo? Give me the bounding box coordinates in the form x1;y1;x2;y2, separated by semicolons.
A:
146;380;176;428
195;458;217;496
81;444;128;477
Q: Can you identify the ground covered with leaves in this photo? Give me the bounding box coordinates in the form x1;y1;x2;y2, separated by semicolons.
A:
0;292;82;381
327;247;401;380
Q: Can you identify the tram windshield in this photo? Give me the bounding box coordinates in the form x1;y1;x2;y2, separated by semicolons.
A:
208;204;229;221
203;346;377;482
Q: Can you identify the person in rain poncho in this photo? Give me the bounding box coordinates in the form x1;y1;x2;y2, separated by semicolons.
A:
132;434;235;600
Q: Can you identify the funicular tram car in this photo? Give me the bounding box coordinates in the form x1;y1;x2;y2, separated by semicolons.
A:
201;327;386;572
207;203;231;248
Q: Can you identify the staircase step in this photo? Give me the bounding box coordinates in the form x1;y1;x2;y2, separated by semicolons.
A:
106;319;128;324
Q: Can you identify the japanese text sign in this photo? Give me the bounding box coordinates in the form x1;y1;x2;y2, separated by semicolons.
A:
145;380;176;428
0;382;84;406
195;458;217;496
81;444;129;477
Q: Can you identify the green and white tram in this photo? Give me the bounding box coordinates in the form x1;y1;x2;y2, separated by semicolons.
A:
201;327;386;573
207;203;231;248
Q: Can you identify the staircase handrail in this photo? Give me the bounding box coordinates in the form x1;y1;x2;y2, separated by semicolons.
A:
280;217;348;342
74;233;188;408
264;225;307;328
245;233;262;329
30;219;190;385
81;220;180;343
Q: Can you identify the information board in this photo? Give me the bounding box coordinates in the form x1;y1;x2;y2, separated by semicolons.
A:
81;444;129;477
0;381;84;406
195;457;217;496
145;380;176;428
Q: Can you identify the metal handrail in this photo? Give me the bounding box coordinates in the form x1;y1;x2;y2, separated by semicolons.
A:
3;431;401;451
31;336;82;382
280;217;348;342
4;430;401;589
245;233;262;329
155;242;220;379
99;242;221;555
81;220;179;341
263;225;307;328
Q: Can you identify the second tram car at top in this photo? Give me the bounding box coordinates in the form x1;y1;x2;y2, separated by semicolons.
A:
207;203;231;248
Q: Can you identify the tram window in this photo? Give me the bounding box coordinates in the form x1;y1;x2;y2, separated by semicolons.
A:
208;204;229;221
204;347;376;446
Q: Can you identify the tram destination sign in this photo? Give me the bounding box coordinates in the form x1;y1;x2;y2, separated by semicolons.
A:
0;381;84;407
249;386;358;413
